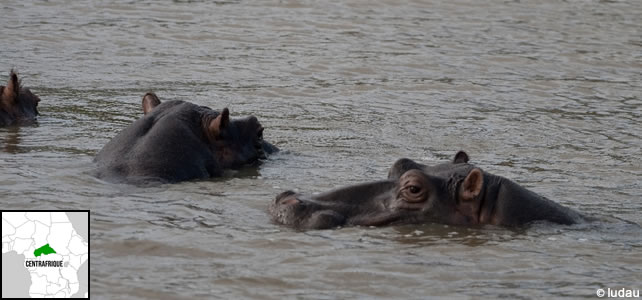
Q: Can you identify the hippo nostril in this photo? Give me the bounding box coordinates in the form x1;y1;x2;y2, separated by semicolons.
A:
258;148;267;160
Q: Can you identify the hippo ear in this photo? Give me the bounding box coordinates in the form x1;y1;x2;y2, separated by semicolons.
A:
456;168;484;223
453;151;469;164
1;71;19;107
460;168;483;202
142;92;161;115
208;108;230;138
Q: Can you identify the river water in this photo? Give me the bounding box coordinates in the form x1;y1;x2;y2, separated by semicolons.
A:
1;0;640;299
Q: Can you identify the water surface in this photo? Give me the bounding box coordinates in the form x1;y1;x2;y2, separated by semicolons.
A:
1;0;640;299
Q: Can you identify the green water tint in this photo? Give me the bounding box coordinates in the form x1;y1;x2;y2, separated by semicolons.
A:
33;244;57;257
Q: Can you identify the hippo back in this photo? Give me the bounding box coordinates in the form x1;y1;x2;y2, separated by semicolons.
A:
95;100;220;183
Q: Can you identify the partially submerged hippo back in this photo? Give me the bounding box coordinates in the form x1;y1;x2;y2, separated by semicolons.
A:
94;92;277;183
0;70;40;126
270;151;585;230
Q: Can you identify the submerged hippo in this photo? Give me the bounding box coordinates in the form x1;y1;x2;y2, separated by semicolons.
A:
0;70;40;126
95;92;277;183
269;151;585;230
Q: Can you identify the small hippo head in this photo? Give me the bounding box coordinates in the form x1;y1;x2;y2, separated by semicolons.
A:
269;152;485;230
204;108;269;169
141;92;270;170
1;70;41;126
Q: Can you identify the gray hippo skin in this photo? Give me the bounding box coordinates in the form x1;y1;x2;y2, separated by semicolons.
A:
0;70;40;126
94;92;277;183
269;151;585;230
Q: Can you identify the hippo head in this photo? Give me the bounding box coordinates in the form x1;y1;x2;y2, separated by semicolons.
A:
270;151;582;230
269;152;486;230
141;92;271;170
1;70;40;126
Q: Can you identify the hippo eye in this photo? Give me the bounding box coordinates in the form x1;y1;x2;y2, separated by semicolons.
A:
408;186;421;194
257;128;264;140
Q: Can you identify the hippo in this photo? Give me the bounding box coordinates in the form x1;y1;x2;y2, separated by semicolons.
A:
0;70;40;126
94;92;277;183
269;151;586;230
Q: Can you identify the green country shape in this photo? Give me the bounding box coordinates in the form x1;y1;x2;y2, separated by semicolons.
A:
33;243;57;257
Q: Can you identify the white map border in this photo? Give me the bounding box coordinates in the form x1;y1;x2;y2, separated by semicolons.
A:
2;210;90;298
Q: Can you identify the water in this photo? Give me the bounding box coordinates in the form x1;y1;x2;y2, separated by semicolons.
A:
1;0;640;299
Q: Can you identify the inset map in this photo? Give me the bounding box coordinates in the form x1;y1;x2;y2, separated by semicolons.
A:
2;211;89;298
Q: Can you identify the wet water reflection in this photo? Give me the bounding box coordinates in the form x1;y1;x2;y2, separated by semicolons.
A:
1;126;23;154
